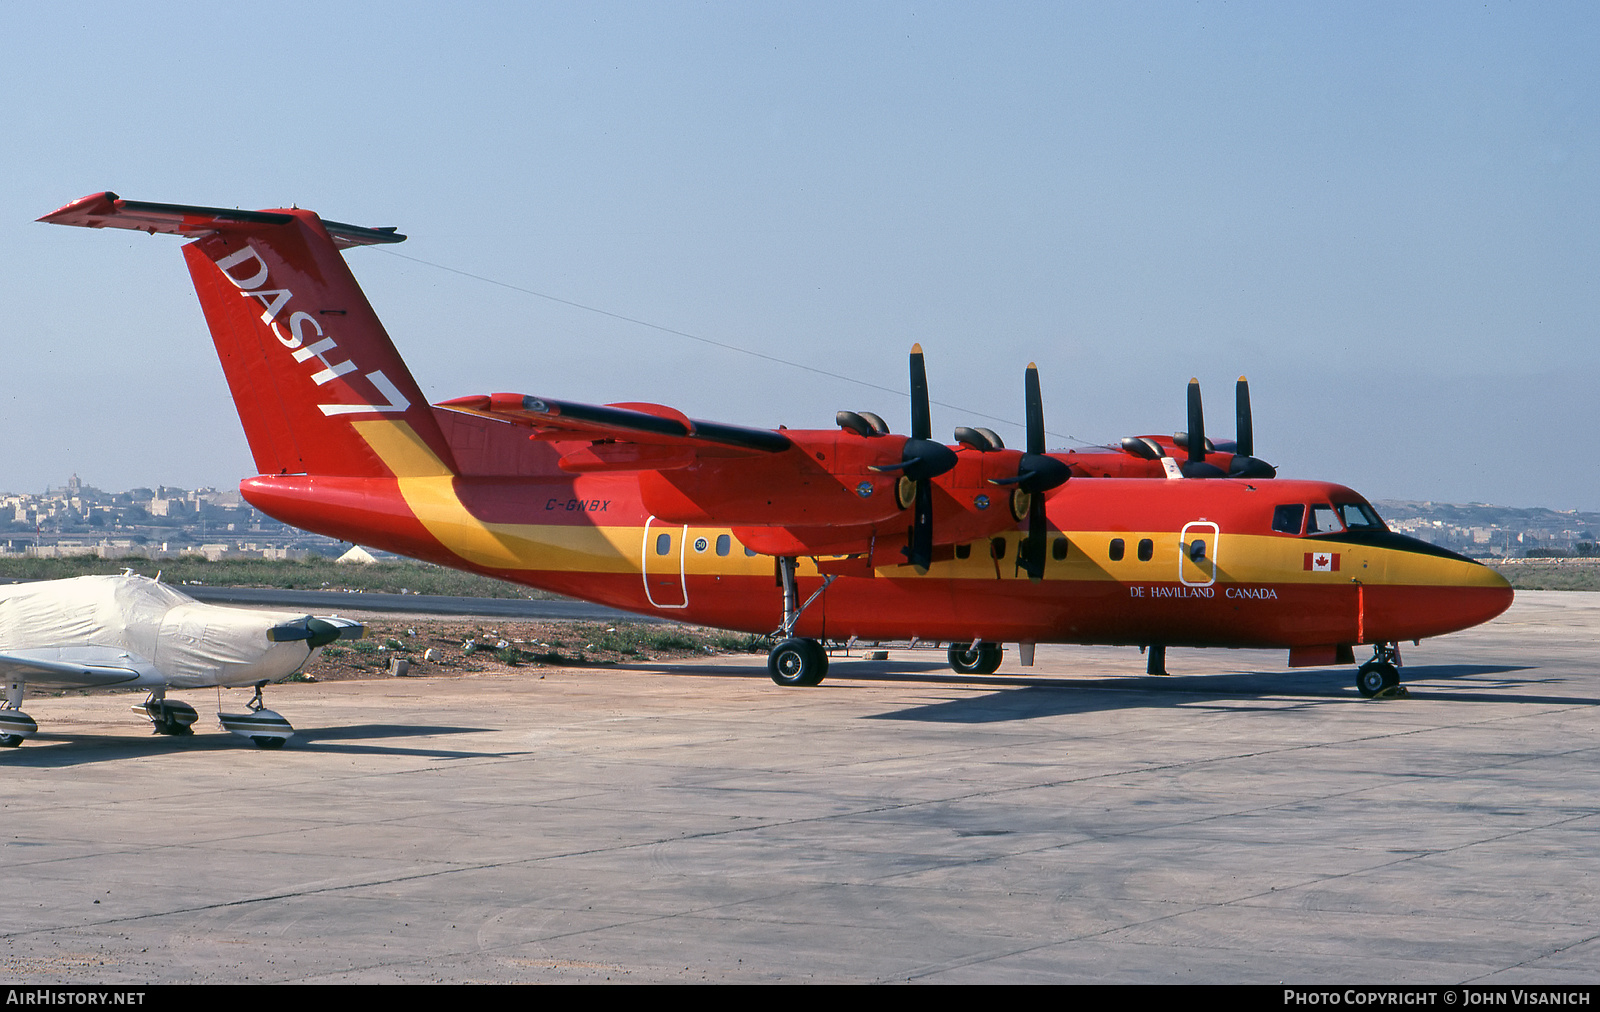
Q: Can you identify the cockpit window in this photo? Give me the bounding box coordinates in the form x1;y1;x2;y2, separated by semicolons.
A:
1335;501;1386;532
1271;504;1305;535
1307;504;1343;534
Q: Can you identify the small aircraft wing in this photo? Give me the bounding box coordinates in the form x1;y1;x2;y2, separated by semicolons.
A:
0;649;146;688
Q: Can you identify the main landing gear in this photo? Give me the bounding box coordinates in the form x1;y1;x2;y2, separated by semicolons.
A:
1;677;35;747
1356;643;1405;699
948;641;1003;675
136;690;199;736
217;683;295;748
767;557;836;687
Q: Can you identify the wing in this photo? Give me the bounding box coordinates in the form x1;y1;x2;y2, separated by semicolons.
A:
437;393;792;471
0;647;159;689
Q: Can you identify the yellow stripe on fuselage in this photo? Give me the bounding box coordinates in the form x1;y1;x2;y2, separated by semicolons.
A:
350;419;1505;590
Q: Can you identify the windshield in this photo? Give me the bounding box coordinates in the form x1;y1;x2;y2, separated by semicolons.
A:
1305;501;1389;534
1335;500;1387;532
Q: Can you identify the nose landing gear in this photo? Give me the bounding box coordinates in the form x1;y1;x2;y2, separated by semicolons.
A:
1356;643;1407;699
217;683;294;748
948;641;1003;675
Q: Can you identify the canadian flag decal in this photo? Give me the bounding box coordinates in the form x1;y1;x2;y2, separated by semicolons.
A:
1304;552;1340;572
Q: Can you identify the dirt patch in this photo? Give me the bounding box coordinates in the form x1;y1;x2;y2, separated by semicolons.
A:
304;618;769;681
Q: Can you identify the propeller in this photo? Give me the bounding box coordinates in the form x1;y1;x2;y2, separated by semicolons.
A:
1179;378;1227;478
870;344;957;572
1227;376;1276;477
1175;377;1276;478
991;363;1071;581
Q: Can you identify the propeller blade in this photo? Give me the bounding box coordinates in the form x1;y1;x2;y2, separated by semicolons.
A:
1235;375;1254;458
1022;493;1047;581
909;343;931;441
1186;377;1205;465
904;472;935;573
1025;363;1045;455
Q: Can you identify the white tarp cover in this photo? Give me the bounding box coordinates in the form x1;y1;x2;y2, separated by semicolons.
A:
0;575;321;689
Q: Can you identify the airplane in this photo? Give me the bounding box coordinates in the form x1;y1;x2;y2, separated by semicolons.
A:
37;192;1513;701
0;573;362;748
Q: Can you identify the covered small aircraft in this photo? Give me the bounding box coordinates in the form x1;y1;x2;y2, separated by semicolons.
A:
0;574;362;748
38;193;1513;698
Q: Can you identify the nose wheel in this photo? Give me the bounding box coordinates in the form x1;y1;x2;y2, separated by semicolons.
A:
1356;643;1405;699
217;683;295;748
948;641;1003;675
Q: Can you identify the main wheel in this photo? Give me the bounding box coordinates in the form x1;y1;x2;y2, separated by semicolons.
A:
0;734;22;748
768;638;827;687
948;641;1003;675
1356;661;1399;698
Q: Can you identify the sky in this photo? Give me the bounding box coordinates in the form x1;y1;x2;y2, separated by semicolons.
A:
2;2;1595;511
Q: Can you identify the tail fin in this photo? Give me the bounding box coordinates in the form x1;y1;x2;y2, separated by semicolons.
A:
39;193;456;479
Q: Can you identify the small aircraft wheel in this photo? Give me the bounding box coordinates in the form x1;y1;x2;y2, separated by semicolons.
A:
1356;661;1399;698
0;734;22;748
948;642;1003;675
155;718;193;736
251;736;287;750
768;638;827;687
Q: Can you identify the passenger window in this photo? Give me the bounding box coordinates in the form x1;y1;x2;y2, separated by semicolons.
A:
1137;538;1153;562
990;537;1007;560
1189;539;1207;561
1307;505;1343;534
744;547;757;557
1109;538;1125;561
655;533;671;555
955;543;971;560
1052;537;1068;561
1272;504;1305;535
715;534;731;556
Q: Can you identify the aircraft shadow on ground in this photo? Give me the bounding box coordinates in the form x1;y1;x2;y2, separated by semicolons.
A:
855;662;1596;723
0;723;525;768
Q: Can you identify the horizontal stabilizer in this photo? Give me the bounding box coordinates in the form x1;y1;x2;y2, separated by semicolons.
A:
38;192;406;249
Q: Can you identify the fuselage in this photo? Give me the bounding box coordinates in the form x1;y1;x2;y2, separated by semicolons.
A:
239;414;1512;654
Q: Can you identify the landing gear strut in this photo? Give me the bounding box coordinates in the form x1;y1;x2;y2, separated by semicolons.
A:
948;641;1003;675
1356;642;1404;699
766;557;835;687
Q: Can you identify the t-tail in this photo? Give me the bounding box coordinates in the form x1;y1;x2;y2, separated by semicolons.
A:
38;192;457;481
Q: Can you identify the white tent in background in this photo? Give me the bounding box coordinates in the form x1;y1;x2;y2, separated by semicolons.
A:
336;545;378;565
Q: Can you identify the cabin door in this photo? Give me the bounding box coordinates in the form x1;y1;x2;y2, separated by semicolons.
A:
642;516;689;609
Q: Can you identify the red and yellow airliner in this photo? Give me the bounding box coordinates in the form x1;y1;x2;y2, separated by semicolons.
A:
39;193;1512;698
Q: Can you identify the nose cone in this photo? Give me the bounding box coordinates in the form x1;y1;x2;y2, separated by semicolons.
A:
1361;538;1515;643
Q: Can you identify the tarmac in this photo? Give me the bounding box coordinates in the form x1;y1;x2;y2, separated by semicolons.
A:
1;590;1595;984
